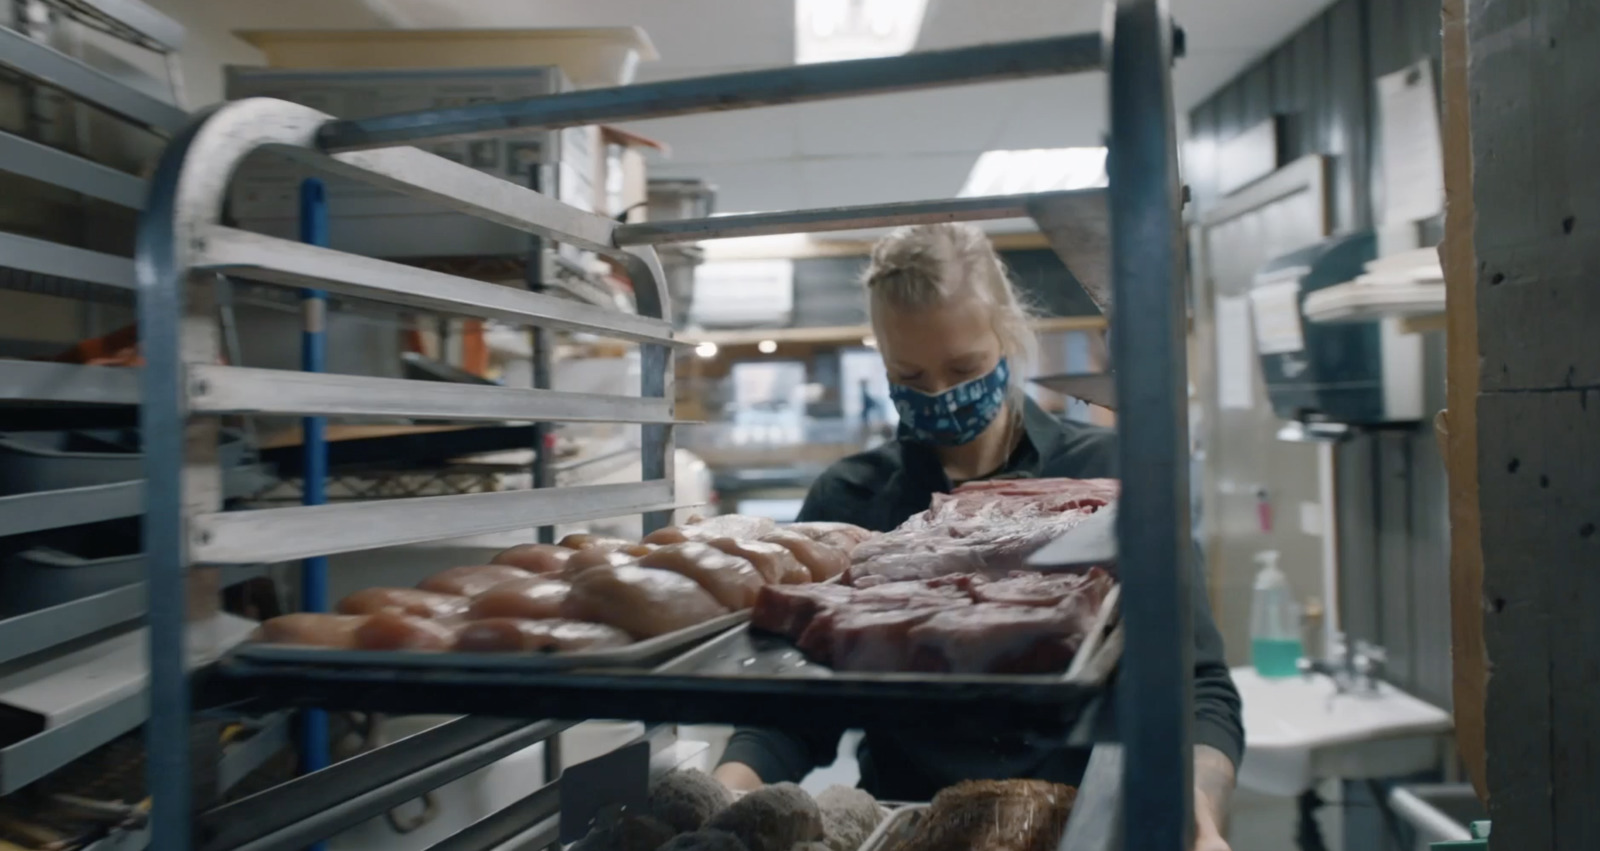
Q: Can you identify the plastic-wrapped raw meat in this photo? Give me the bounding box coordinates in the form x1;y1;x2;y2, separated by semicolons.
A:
905;604;1087;674
638;543;766;610
848;478;1119;584
558;533;639;552
706;538;811;585
824;605;945;672
354;612;457;651
561;548;641;579
969;568;1114;608
336;588;468;620
466;577;571;620
417;564;533;597
750;584;855;637
453;618;631;653
760;531;849;582
687;513;777;541
489;543;573;574
256;613;368;648
783;522;875;554
561;565;729;638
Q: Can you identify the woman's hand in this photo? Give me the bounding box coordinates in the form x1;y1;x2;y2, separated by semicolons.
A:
711;761;764;793
1192;744;1235;851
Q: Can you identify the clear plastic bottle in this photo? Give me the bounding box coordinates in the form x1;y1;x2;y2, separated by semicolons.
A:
1249;550;1304;678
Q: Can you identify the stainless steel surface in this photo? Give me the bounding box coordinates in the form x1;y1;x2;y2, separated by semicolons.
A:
427;783;560;851
191;227;673;344
0;583;146;667
0;25;186;131
0;230;138;291
857;805;926;851
316;33;1107;151
233;610;750;672
218;714;291;793
1106;1;1192;848
186;365;677;424
1029;191;1113;314
0;480;142;537
0;131;147;208
0;361;141;405
1028;504;1119;570
0;614;255;795
190;480;680;564
614;189;1106;244
1060;744;1124;851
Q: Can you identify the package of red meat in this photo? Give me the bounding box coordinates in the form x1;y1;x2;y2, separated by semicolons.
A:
845;478;1120;586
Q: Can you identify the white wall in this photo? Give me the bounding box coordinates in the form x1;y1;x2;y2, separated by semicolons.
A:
143;0;392;107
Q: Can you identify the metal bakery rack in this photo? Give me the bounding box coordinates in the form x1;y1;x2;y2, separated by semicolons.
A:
132;1;1194;848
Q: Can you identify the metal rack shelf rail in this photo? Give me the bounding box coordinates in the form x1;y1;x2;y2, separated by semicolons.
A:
137;2;1192;849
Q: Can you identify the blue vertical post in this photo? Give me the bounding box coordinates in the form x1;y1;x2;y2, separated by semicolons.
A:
298;179;331;841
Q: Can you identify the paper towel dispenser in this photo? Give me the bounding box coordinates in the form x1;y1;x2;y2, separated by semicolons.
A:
1249;231;1423;425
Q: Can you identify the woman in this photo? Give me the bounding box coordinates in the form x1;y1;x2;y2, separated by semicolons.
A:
711;224;1241;851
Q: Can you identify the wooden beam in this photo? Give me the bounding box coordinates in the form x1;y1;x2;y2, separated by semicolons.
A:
1439;0;1486;803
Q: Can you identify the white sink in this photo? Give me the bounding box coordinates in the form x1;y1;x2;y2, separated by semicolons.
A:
1233;666;1452;796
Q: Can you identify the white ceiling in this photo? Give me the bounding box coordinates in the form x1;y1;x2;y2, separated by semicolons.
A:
363;0;1335;213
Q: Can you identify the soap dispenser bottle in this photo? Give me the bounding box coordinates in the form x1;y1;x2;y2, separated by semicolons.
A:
1249;550;1304;678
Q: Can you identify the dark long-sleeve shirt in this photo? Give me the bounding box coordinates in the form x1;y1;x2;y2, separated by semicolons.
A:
719;399;1243;801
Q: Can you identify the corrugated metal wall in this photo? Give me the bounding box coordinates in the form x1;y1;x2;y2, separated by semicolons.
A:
1185;0;1450;708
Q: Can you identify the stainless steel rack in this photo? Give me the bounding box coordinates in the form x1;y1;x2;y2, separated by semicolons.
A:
137;2;1193;848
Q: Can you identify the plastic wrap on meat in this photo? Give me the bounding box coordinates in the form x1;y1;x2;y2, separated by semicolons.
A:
466;577;572;621
256;613;368;648
783;522;875;554
336;588;468;620
707;538;811;585
686;513;778;541
354;612;457;651
760;531;850;581
847;478;1119;584
561;565;729;638
750;584;856;638
825;606;946;672
489;543;573;574
888;780;1076;851
639;543;766;610
905;604;1088;674
969;567;1114;608
417;564;533;597
453;618;630;653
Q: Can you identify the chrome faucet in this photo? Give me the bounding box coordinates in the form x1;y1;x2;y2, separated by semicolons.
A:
1297;633;1387;694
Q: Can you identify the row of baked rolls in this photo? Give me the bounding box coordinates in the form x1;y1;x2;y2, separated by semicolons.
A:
252;517;870;654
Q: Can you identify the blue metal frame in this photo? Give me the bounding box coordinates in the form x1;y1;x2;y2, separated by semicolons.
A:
297;178;332;850
137;3;1193;846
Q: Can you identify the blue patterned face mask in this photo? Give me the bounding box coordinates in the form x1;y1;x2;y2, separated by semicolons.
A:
891;358;1011;447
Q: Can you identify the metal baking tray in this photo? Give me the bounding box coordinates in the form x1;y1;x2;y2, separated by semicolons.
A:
229;610;750;672
207;587;1122;736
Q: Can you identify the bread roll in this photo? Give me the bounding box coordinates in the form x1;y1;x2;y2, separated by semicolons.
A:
354;612;457;651
256;613;368;649
707;538;811;585
467;577;571;621
760;531;850;582
639;543;766;610
562;565;728;638
453;618;631;653
337;588;468;619
490;543;574;574
417;564;532;597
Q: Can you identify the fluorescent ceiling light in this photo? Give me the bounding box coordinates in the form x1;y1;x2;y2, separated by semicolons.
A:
795;0;929;64
959;148;1110;197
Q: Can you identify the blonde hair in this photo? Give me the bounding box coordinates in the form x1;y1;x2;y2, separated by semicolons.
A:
863;223;1039;400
